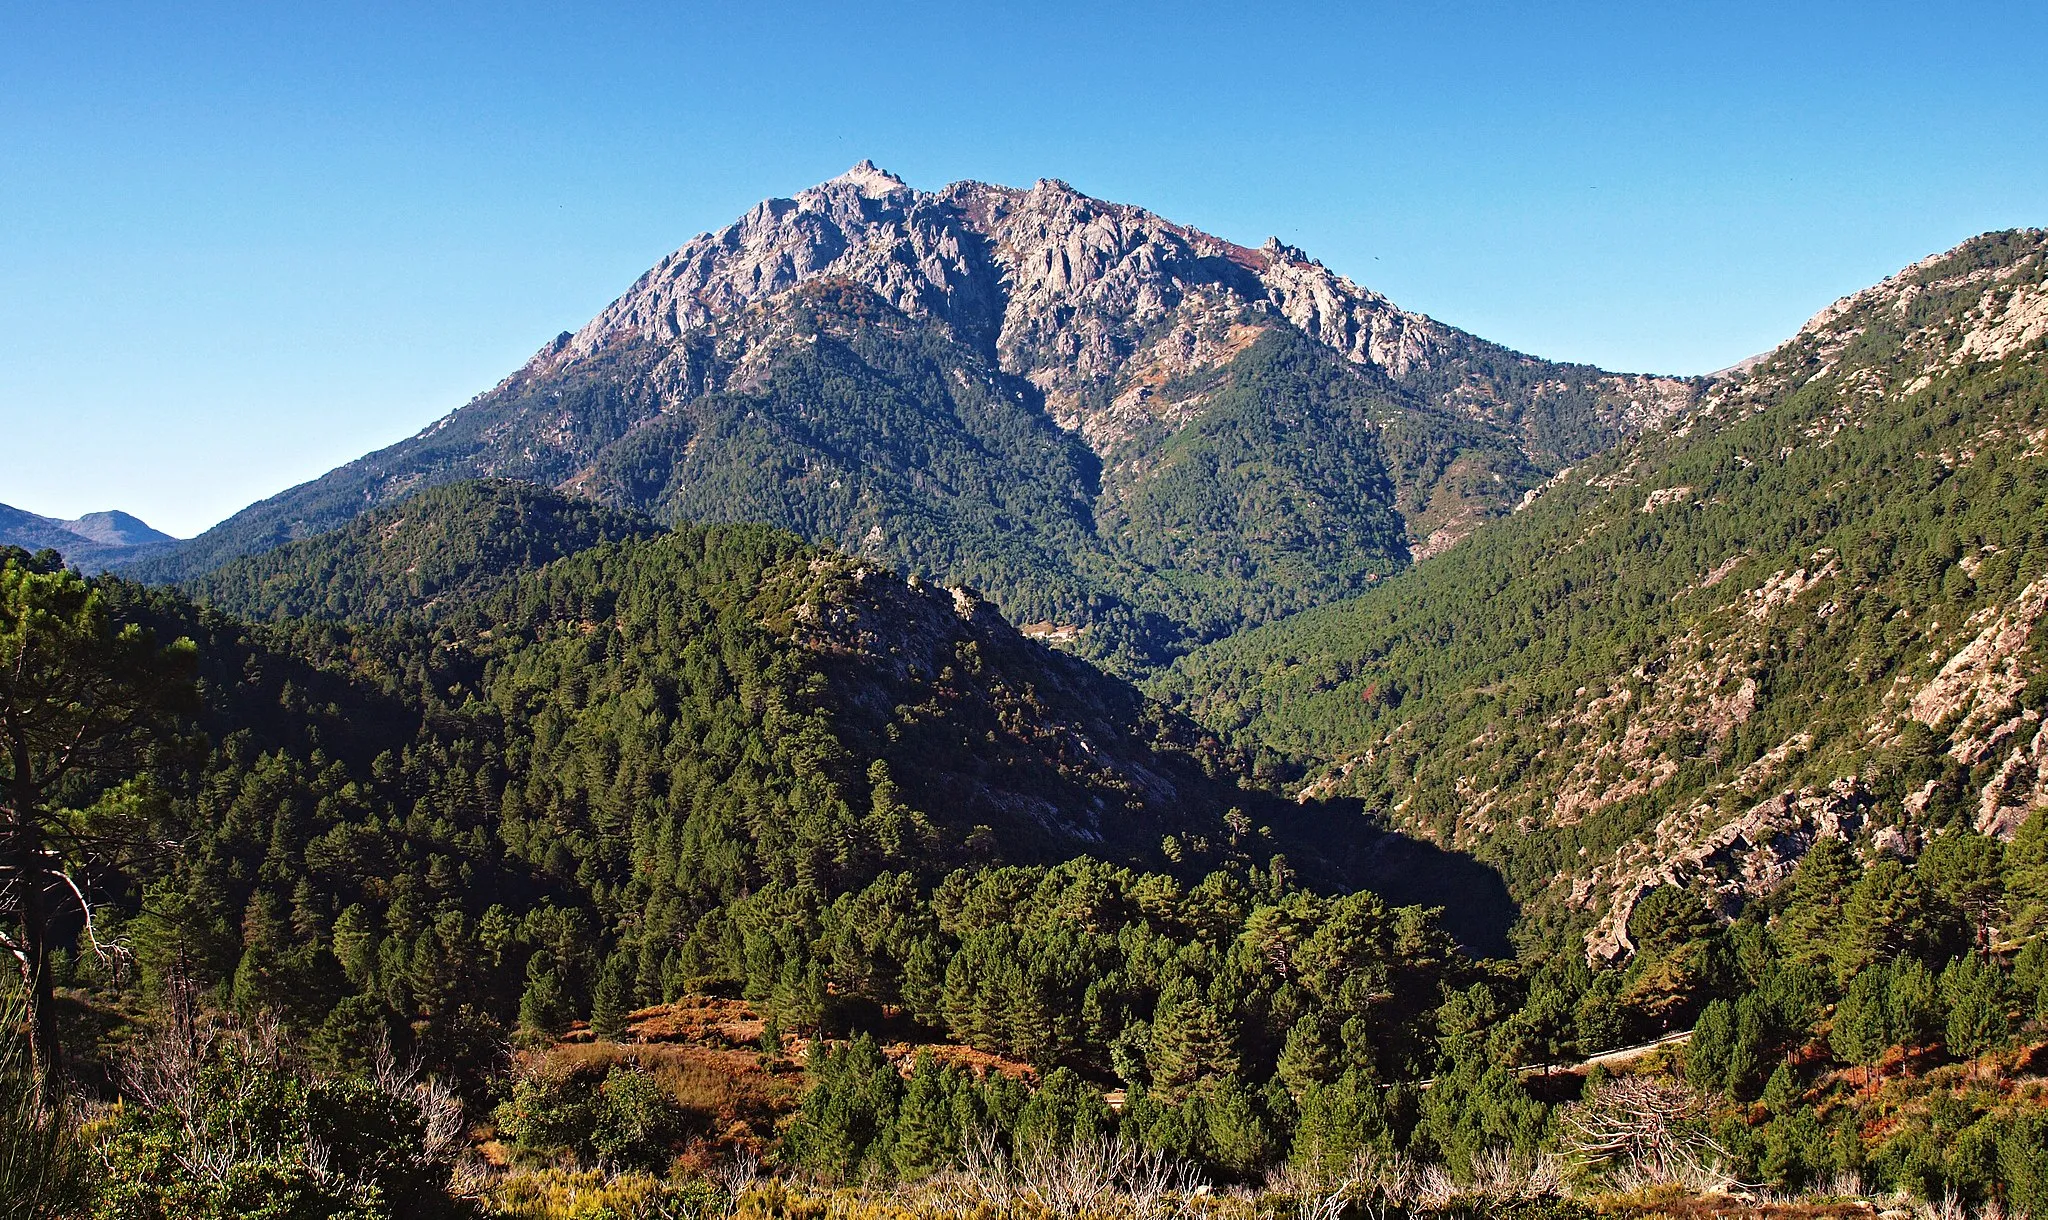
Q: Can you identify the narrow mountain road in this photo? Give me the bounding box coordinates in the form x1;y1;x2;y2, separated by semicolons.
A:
1516;1028;1694;1078
1387;1028;1696;1091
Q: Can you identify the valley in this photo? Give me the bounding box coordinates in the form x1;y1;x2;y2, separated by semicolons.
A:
5;170;2048;1220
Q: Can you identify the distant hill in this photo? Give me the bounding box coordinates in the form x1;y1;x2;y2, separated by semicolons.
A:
125;162;1692;670
1155;228;2048;955
0;501;178;569
182;479;656;624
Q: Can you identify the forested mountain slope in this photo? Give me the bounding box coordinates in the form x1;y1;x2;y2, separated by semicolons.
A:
19;505;1542;1159
127;163;1691;669
37;520;2048;1211
1157;229;2048;955
183;479;655;624
165;482;1512;935
110;507;1517;1042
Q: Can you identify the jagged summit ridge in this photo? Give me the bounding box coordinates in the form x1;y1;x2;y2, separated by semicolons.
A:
543;161;1460;420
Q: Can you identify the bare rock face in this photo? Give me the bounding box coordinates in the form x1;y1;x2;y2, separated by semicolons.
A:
554;163;1005;366
535;161;1690;468
1576;777;1873;962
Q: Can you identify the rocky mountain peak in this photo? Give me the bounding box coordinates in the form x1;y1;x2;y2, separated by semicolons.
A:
554;172;1295;356
141;164;1698;629
830;159;910;198
528;164;1566;448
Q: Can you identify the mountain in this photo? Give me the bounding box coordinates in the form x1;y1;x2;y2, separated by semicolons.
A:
0;501;179;569
127;162;1691;668
30;228;2048;1213
1156;228;2048;955
182;479;656;624
60;509;174;547
164;476;1512;944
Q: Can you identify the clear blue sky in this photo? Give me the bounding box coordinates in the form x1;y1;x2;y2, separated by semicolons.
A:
4;1;2044;537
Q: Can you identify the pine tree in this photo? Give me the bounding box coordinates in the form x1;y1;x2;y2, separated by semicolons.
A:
1687;999;1735;1094
1146;978;1240;1098
900;935;948;1027
1725;993;1768;1100
2009;810;2048;939
1940;953;2011;1060
230;891;294;1017
1830;964;1892;1087
0;554;196;1093
1290;1070;1389;1175
590;951;635;1040
1777;838;1861;969
1014;1066;1111;1149
2014;938;2048;1026
1835;859;1952;981
1274;1016;1339;1093
889;1052;960;1178
786;1035;900;1182
1762;1062;1801;1117
1187;1076;1275;1178
1917;832;2007;939
1415;1043;1546;1180
519;951;573;1041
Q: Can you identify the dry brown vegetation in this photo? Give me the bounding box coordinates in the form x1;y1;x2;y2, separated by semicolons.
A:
501;997;1044;1172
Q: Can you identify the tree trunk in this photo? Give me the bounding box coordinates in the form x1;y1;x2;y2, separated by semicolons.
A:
6;770;58;1104
17;864;57;1102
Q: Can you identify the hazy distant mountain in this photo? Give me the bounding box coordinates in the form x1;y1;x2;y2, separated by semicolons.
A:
0;501;178;569
128;162;1692;669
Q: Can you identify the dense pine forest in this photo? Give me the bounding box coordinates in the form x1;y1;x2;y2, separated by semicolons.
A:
7;211;2048;1218
9;481;2048;1216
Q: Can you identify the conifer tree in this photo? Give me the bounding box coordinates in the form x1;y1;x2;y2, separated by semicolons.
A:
1762;1062;1801;1117
519;951;573;1040
1830;964;1892;1087
1687;999;1736;1094
1777;838;1861;968
1147;978;1240;1098
889;1052;960;1178
1940;953;2011;1060
0;553;196;1092
590;951;635;1039
1274;1016;1340;1093
1879;958;1938;1050
1835;859;1952;981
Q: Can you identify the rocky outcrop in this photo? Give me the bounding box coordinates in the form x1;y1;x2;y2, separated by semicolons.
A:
1905;576;2048;735
1701;229;2048;421
1574;777;1873;961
